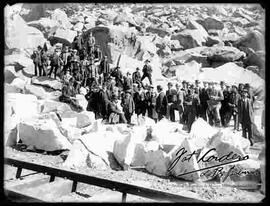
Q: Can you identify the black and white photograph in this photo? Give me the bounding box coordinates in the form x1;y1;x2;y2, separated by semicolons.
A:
3;3;265;202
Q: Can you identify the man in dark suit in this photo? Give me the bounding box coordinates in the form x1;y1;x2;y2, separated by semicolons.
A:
99;55;110;84
156;85;168;121
132;67;142;85
238;89;254;146
145;85;158;122
141;59;153;85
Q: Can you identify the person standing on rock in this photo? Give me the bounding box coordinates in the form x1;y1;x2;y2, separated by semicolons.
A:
70;49;80;76
141;59;153;85
110;66;123;90
49;48;62;79
93;45;102;64
175;83;185;124
199;81;210;121
133;83;147;117
184;85;200;132
60;46;71;75
166;82;178;122
31;46;42;76
132;67;142;85
108;94;127;124
87;32;96;56
40;48;49;76
123;71;133;91
206;82;224;127
73;31;84;53
121;89;135;124
99;55;111;85
145;85;158;122
59;77;83;112
181;80;188;124
156;85;168;121
220;81;230;127
238;89;254;146
228;85;241;132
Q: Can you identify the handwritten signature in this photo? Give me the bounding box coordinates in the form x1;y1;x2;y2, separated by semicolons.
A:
168;147;250;179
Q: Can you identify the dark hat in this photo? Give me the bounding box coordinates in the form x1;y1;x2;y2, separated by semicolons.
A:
195;79;200;83
127;71;131;75
182;80;187;84
157;85;163;90
220;81;225;85
189;84;195;89
136;67;140;70
111;94;118;100
145;59;150;63
167;82;173;86
244;83;250;88
37;45;42;50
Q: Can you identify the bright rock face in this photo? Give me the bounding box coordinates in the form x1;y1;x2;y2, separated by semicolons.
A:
18;117;72;151
168;138;201;181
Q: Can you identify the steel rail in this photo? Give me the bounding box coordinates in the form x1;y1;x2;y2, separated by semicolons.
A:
5;157;206;202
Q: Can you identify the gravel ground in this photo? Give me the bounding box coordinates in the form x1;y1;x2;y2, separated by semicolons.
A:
4;144;265;203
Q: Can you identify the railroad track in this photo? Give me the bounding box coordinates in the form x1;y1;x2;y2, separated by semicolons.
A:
4;158;207;203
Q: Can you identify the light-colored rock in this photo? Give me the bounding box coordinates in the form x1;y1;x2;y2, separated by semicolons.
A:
4;115;20;147
171;29;208;50
189;118;218;150
51;8;72;29
5;93;40;121
5;11;46;50
145;149;171;177
73;22;84;31
27;17;59;32
59;110;95;129
10;77;26;91
18;117;72;151
168;138;201;181
5;54;33;70
31;76;62;91
39;99;72;113
75;94;88;111
50;28;77;44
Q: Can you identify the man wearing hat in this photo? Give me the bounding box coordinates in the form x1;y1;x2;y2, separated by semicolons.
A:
228;85;241;131
198;81;210;121
145;85;158;122
238;89;254;146
69;49;80;75
156;85;168;121
123;71;133;91
59;77;83;112
220;81;231;127
73;31;84;52
48;48;62;79
111;66;123;89
87;32;96;56
244;83;255;104
108;94;127;124
166;82;178;122
181;80;188;123
132;67;142;85
175;83;185;123
99;55;110;84
60;46;71;75
206;81;224;127
141;59;153;85
93;45;102;63
184;84;200;132
121;89;135;124
31;46;42;76
133;83;147;117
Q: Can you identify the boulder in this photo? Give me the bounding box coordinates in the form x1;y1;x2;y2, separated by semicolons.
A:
24;84;50;99
18;117;72;151
5;93;40;120
10;78;27;91
50;28;77;44
145;149;171;177
5;54;33;70
189;118;218;150
50;9;72;29
73;22;84;32
39;99;72;113
234;30;265;52
168;138;201;181
145;27;170;38
5;115;20;147
197;17;224;31
5;83;23;94
27;18;59;36
5;66;17;83
75;94;88;111
5;11;46;50
206;36;222;47
171;29;208;50
31;76;63;91
59;110;95;129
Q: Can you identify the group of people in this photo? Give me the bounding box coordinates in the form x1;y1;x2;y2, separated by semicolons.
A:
31;31;256;146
